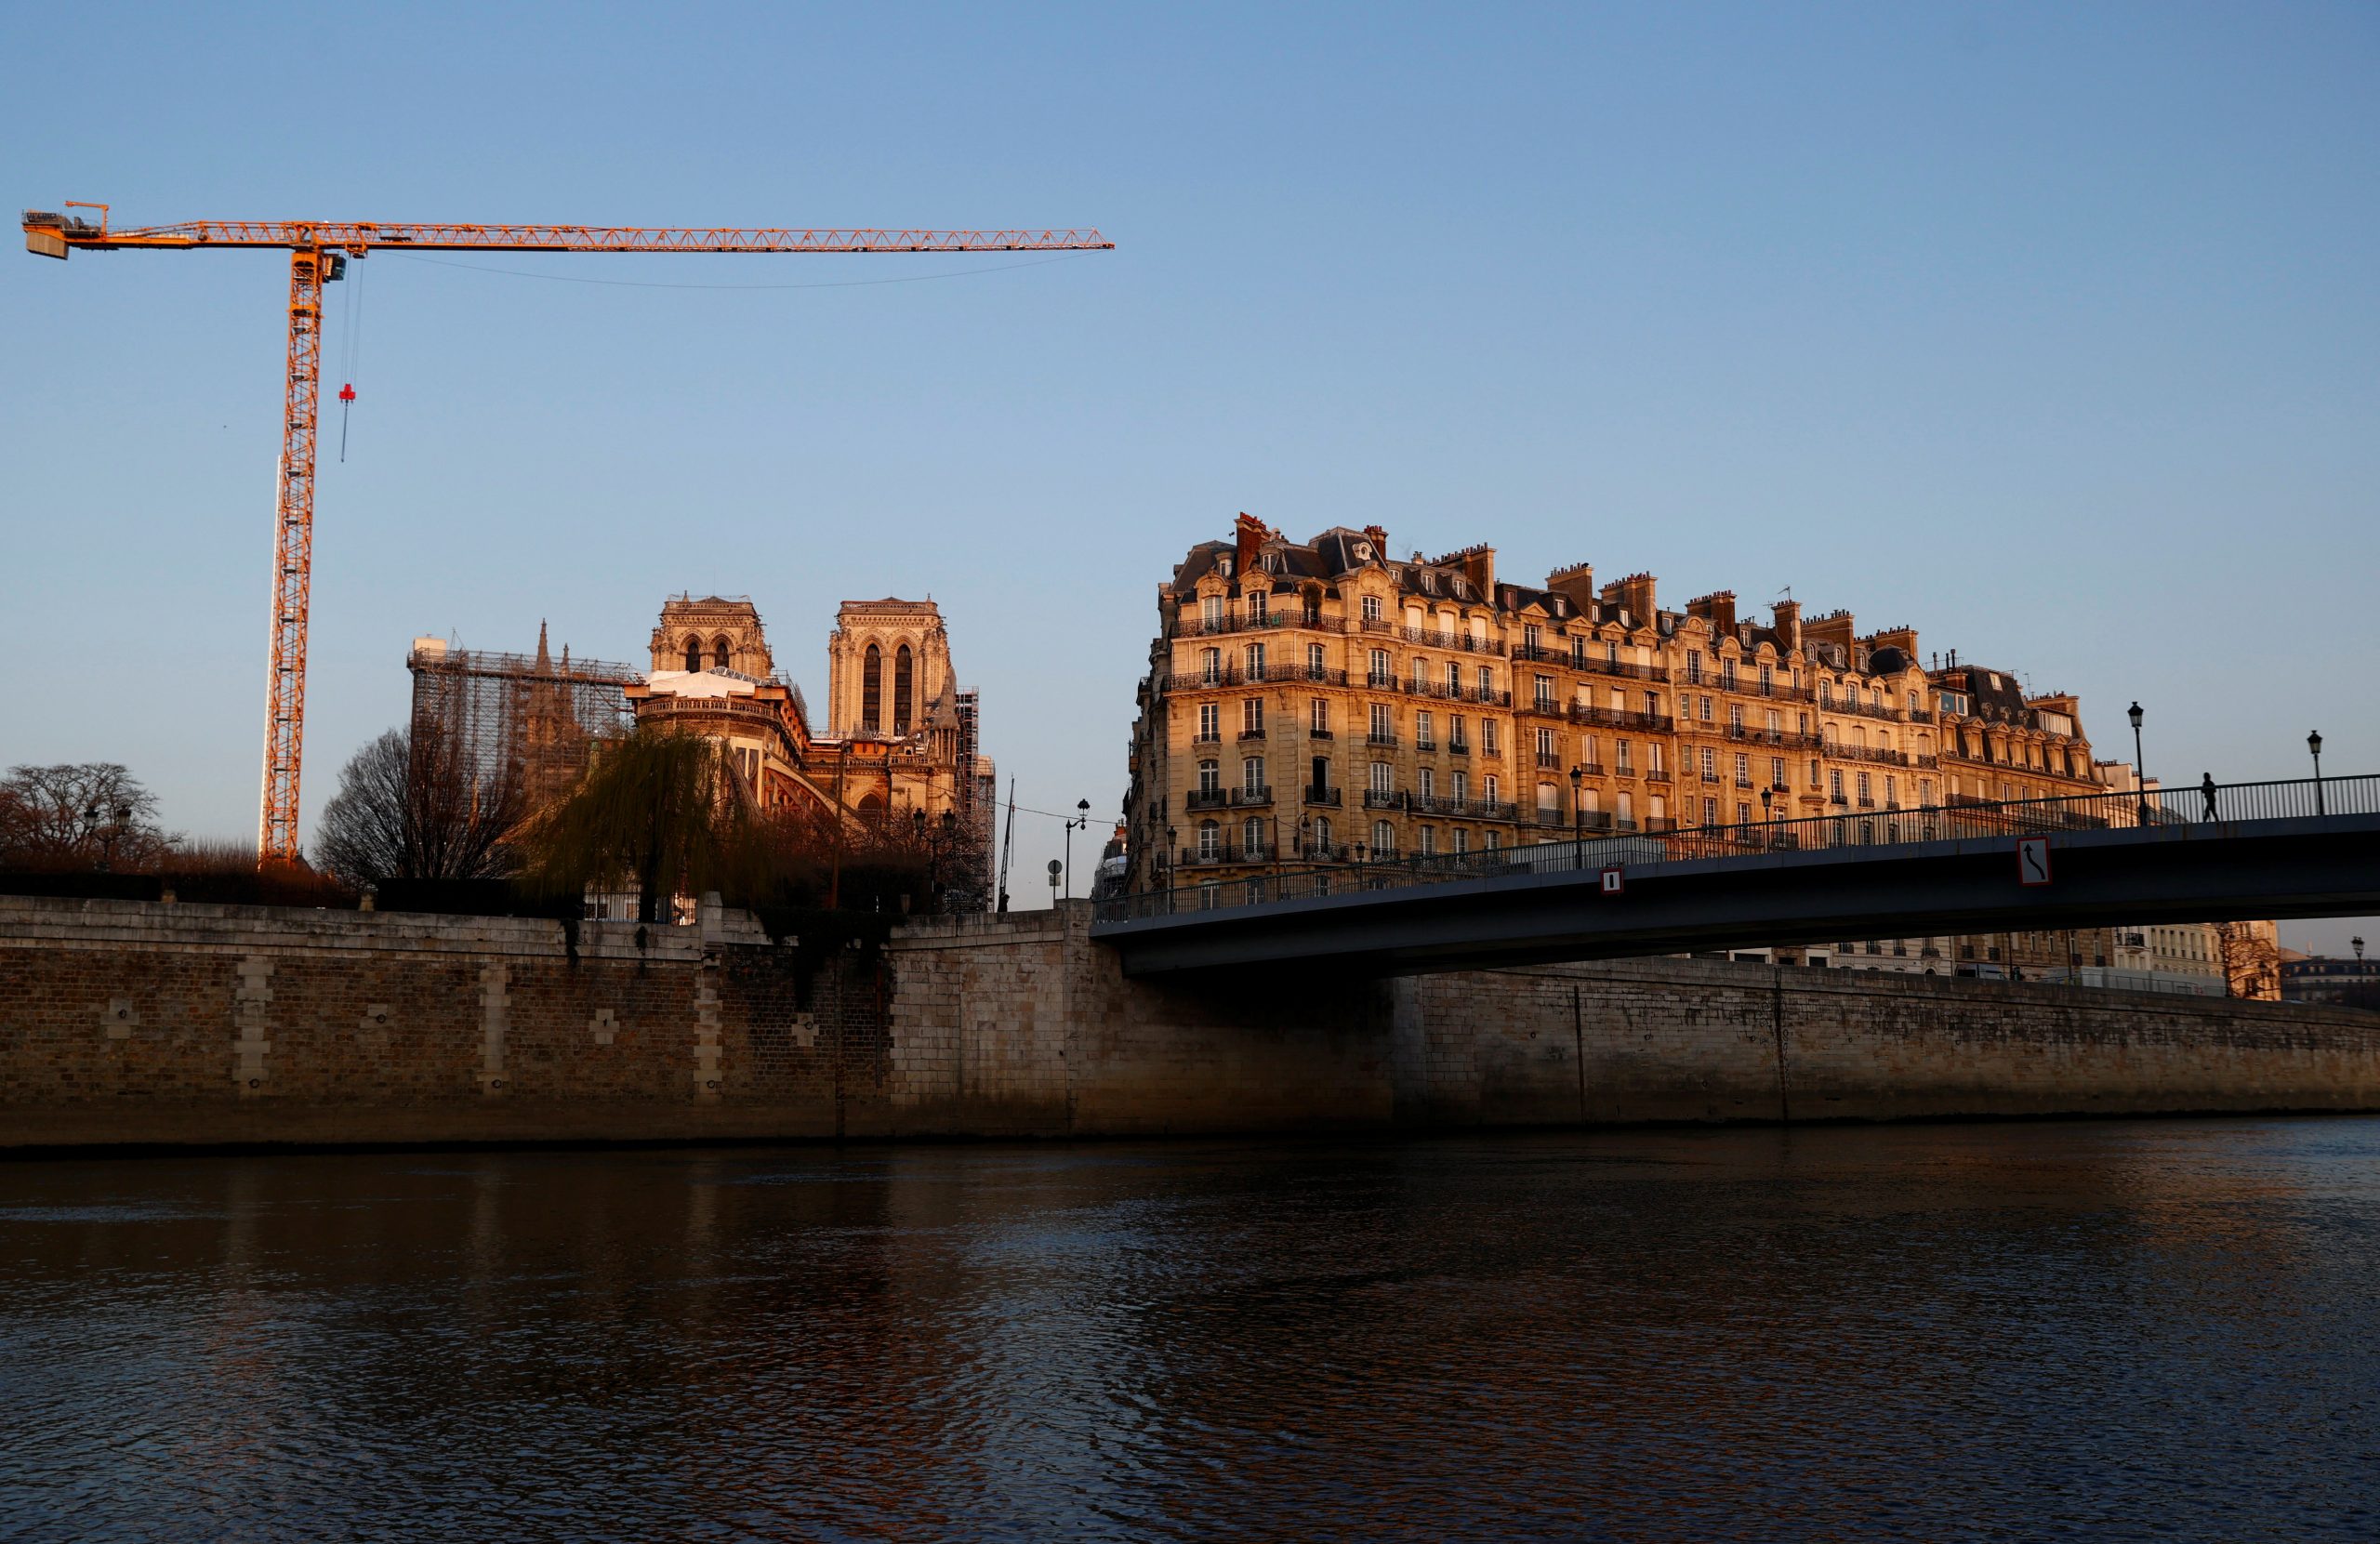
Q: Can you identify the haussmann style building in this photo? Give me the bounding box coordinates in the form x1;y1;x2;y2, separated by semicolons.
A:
1121;514;2118;968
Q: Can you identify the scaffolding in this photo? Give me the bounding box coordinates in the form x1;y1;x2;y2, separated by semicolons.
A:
406;641;641;815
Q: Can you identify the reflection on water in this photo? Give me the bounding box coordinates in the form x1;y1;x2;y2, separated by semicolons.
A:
3;1119;2376;1541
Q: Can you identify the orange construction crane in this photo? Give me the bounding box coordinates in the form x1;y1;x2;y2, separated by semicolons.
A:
23;203;1112;864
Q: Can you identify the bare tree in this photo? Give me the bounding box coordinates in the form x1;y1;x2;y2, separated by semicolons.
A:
2214;920;2282;1001
315;722;523;886
0;763;174;869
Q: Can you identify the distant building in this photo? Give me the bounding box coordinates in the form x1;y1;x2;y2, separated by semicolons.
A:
2283;952;2380;1009
410;592;993;909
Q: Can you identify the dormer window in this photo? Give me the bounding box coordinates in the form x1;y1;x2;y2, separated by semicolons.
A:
1218;557;1234;579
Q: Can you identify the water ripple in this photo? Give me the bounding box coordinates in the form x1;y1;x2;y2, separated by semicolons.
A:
2;1118;2376;1541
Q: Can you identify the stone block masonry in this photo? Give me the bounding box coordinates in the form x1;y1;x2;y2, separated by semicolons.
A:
1;895;2375;1150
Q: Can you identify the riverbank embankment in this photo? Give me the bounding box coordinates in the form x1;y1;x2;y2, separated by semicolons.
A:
3;894;2374;1149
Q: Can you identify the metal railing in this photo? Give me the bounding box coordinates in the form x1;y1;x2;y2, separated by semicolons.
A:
1096;774;2376;922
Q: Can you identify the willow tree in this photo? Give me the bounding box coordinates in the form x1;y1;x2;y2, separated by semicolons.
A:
521;728;762;923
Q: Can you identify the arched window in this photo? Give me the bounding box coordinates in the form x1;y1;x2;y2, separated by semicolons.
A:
1197;820;1220;860
862;644;882;732
894;643;914;735
857;791;885;820
1371;819;1395;854
682;636;702;672
713;636;732;670
1243;817;1264;857
1314;815;1332;852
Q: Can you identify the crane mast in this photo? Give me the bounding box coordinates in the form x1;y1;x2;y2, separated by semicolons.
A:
24;205;1111;864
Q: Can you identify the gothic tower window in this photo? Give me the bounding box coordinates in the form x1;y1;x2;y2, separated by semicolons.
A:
895;643;914;735
712;635;732;670
683;636;703;672
863;644;882;732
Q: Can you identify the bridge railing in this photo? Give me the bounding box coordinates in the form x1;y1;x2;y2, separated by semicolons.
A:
1096;774;2376;923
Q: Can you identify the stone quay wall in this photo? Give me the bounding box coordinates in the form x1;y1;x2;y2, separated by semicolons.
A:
2;895;2375;1149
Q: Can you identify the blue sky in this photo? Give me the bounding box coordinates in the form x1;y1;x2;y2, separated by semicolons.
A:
4;3;2373;945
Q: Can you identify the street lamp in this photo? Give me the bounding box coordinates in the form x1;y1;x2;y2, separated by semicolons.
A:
2127;701;2148;825
2353;935;2365;965
1063;798;1090;898
1568;765;1585;871
2308;730;2324;815
79;801;133;873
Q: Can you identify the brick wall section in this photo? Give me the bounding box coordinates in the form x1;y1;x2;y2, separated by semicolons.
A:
3;895;2376;1149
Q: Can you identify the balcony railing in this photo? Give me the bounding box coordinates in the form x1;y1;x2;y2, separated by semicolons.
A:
1302;786;1342;807
1367;732;1400;747
1161;663;1352;692
1184;788;1229;811
1232;785;1273;807
1565;704;1673;732
1401;625;1505;655
1238;727;1267;742
1362;789;1404;810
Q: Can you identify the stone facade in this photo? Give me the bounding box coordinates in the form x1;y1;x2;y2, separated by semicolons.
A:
1123;516;2110;924
3;895;2375;1149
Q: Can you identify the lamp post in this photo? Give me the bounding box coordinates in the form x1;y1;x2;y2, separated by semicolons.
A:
2353;935;2365;966
1569;765;1585;872
1354;841;1368;887
2308;730;2324;815
1063;798;1090;899
2127;701;2148;825
78;801;133;873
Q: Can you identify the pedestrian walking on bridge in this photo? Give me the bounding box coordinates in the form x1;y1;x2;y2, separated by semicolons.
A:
2202;772;2219;823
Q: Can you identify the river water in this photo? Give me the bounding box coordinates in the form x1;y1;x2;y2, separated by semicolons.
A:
2;1118;2375;1542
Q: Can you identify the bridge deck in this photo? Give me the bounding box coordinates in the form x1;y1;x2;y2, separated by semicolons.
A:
1092;779;2380;977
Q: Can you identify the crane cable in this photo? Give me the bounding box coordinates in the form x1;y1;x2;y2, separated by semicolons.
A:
337;257;363;462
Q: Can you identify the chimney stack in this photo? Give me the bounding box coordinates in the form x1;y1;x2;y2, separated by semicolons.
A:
1599;572;1659;626
1686;589;1738;635
1544;561;1595;613
1805;608;1856;658
1233;511;1271;574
